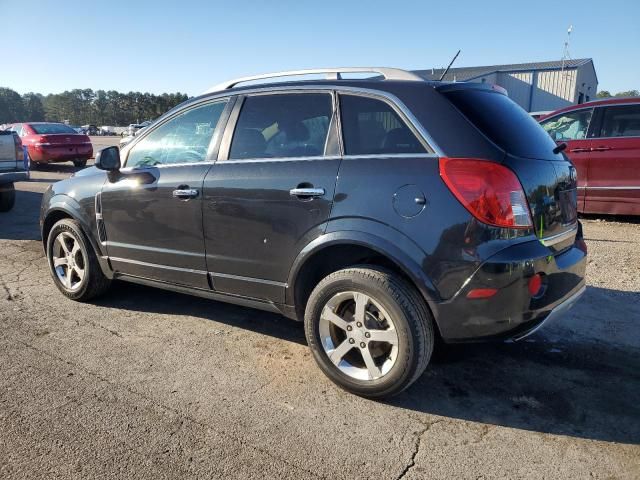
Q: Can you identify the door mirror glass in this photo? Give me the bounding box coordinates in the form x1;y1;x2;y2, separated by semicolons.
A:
95;146;121;171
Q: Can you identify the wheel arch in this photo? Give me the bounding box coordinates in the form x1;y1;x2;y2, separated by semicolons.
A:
42;197;112;278
286;230;441;324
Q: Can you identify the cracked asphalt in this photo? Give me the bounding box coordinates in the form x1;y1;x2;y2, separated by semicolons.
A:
1;140;639;479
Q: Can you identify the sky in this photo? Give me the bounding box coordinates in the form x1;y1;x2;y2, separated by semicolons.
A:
1;0;638;96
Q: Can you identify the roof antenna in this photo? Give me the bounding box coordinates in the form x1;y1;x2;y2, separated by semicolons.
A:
561;25;572;75
439;50;461;81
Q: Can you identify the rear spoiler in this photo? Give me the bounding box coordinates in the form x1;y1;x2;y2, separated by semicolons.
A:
435;82;508;96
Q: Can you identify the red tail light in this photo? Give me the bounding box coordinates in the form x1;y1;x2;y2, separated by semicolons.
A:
439;158;533;229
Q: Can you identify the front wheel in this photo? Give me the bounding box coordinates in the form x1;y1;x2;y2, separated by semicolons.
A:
46;219;111;301
304;267;434;398
0;182;16;212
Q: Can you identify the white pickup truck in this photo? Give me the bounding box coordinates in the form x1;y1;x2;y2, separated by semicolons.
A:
0;131;29;212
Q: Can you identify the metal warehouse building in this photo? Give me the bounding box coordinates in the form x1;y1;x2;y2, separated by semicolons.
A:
414;58;598;112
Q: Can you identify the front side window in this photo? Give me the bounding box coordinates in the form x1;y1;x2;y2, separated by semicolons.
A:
126;100;227;168
228;93;333;160
339;94;426;155
600;105;640;138
541;109;593;141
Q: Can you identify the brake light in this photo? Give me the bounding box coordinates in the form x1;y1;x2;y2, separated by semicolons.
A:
13;133;22;161
439;158;533;229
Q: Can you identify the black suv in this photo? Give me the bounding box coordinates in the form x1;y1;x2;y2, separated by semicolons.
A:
40;68;586;398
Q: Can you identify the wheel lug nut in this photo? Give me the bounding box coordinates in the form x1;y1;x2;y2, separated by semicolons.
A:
360;342;366;348
349;338;355;344
356;322;362;328
347;325;352;331
365;332;371;338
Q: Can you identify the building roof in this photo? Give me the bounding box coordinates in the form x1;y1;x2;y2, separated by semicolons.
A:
413;58;593;82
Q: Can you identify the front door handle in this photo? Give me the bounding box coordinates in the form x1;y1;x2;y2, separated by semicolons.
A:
172;188;199;200
591;146;612;152
569;148;590;153
289;187;325;198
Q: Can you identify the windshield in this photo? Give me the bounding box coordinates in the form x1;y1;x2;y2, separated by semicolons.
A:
30;123;78;135
442;88;563;161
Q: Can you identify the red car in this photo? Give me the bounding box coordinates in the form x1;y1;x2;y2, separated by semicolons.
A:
7;122;93;168
540;97;640;215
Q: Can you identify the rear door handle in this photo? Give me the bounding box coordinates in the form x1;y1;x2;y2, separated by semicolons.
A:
591;146;612;152
289;187;325;198
172;188;199;199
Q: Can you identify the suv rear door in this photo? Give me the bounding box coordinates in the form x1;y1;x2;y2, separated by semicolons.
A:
584;103;640;215
202;91;340;303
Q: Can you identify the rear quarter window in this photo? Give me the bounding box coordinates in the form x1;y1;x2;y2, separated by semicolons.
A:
442;88;562;161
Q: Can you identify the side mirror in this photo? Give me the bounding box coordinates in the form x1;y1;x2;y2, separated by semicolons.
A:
95;146;121;171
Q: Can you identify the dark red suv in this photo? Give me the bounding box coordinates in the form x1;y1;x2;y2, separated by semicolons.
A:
540;97;640;215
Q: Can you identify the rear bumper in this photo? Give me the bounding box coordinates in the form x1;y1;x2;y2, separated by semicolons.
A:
0;170;29;184
28;144;92;163
435;230;587;342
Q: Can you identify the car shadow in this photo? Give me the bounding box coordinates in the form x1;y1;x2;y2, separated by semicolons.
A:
0;190;43;241
580;213;640;224
95;281;307;346
94;281;640;445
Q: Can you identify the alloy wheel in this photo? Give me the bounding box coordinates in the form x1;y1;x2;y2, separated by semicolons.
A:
51;232;86;291
319;291;399;381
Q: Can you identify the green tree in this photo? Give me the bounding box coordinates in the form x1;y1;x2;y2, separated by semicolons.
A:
0;87;26;123
22;93;45;121
614;90;639;97
596;90;612;98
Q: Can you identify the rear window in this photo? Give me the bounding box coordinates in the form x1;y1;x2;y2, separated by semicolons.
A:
442;88;562;161
30;123;78;135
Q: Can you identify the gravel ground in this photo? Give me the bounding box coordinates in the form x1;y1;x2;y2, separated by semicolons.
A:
0;146;639;479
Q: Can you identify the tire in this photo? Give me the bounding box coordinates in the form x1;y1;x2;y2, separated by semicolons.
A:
73;159;87;168
0;182;16;212
46;218;111;301
304;266;434;399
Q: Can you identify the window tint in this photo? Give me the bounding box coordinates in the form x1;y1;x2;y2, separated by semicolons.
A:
444;88;562;160
126;101;226;168
30;123;77;135
600;105;640;138
339;95;425;155
229;94;332;160
541;109;593;141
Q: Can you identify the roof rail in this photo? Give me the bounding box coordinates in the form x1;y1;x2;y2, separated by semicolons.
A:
203;67;423;93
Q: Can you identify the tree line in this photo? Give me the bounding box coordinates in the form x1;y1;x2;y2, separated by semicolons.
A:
596;89;639;98
0;87;189;126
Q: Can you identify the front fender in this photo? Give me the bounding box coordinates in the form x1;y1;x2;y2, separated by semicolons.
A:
286;219;442;318
41;192;113;278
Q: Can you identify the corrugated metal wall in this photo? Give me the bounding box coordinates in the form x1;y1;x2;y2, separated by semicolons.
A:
498;72;533;108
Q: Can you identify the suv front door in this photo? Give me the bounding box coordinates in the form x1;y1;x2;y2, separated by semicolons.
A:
202;91;340;303
541;108;594;212
100;99;230;288
585;103;640;215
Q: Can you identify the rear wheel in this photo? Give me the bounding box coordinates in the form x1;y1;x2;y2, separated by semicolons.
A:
46;219;111;301
304;266;434;398
73;159;87;168
0;182;16;212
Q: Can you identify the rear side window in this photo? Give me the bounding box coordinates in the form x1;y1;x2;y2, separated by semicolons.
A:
229;93;332;160
541;109;593;141
443;88;561;160
339;94;426;155
600;105;640;137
